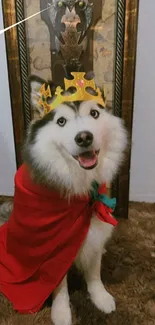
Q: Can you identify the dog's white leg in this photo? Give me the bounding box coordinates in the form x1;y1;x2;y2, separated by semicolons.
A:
51;275;72;325
85;251;116;314
76;217;116;314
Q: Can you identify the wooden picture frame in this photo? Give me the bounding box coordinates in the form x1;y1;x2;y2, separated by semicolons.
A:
2;0;139;218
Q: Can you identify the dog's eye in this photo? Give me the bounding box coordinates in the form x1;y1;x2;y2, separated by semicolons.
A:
57;117;67;127
90;109;100;119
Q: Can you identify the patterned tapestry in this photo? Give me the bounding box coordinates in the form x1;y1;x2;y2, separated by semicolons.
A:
24;0;116;107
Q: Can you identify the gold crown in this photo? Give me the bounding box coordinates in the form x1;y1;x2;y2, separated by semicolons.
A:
38;72;106;115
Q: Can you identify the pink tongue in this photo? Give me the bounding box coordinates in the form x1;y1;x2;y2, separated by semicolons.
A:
78;151;97;168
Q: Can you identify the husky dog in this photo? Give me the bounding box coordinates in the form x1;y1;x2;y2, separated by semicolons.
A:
0;76;127;325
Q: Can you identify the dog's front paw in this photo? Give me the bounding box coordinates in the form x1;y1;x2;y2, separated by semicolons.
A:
96;290;116;314
88;282;116;314
51;300;72;325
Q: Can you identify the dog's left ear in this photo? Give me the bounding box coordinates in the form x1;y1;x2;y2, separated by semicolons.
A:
85;71;108;110
29;76;57;120
85;71;95;80
100;87;107;108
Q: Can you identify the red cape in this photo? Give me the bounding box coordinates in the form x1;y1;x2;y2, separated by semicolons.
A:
0;164;117;314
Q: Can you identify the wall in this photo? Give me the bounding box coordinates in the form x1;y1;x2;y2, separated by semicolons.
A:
130;0;155;202
0;0;16;196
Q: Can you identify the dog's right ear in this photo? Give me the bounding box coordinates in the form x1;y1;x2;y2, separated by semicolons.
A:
29;76;44;119
29;76;57;120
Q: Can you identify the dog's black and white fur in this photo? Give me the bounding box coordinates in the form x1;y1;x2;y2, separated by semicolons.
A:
0;77;127;325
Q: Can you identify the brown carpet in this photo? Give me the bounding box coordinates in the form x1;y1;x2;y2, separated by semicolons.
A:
0;202;155;325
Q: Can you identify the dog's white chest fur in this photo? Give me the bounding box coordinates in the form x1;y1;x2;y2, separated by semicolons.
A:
76;215;114;271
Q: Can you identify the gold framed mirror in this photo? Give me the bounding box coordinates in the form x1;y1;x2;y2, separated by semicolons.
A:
2;0;139;218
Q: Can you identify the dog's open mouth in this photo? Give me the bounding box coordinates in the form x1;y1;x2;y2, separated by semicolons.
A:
74;150;100;170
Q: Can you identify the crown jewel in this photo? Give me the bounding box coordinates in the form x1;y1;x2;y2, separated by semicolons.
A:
39;72;106;116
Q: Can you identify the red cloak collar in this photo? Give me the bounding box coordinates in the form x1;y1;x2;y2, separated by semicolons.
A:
0;164;117;314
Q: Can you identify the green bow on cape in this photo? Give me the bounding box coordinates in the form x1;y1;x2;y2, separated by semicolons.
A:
90;181;116;210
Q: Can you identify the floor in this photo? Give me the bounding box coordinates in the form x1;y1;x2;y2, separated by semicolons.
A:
0;202;155;325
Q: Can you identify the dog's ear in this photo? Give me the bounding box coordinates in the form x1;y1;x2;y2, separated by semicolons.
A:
85;72;109;109
29;76;57;120
99;88;114;113
29;76;44;119
85;71;95;80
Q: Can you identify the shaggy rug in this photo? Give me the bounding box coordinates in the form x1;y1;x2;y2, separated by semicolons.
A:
0;202;155;325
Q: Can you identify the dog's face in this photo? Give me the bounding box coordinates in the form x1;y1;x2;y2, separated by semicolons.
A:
54;101;105;170
24;77;127;196
31;101;109;170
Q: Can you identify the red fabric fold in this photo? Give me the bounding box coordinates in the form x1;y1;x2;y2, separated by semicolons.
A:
0;164;117;314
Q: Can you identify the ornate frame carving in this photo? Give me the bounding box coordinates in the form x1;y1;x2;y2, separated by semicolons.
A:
2;0;139;218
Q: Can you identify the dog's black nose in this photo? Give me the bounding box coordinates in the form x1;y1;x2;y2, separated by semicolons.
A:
75;131;93;148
